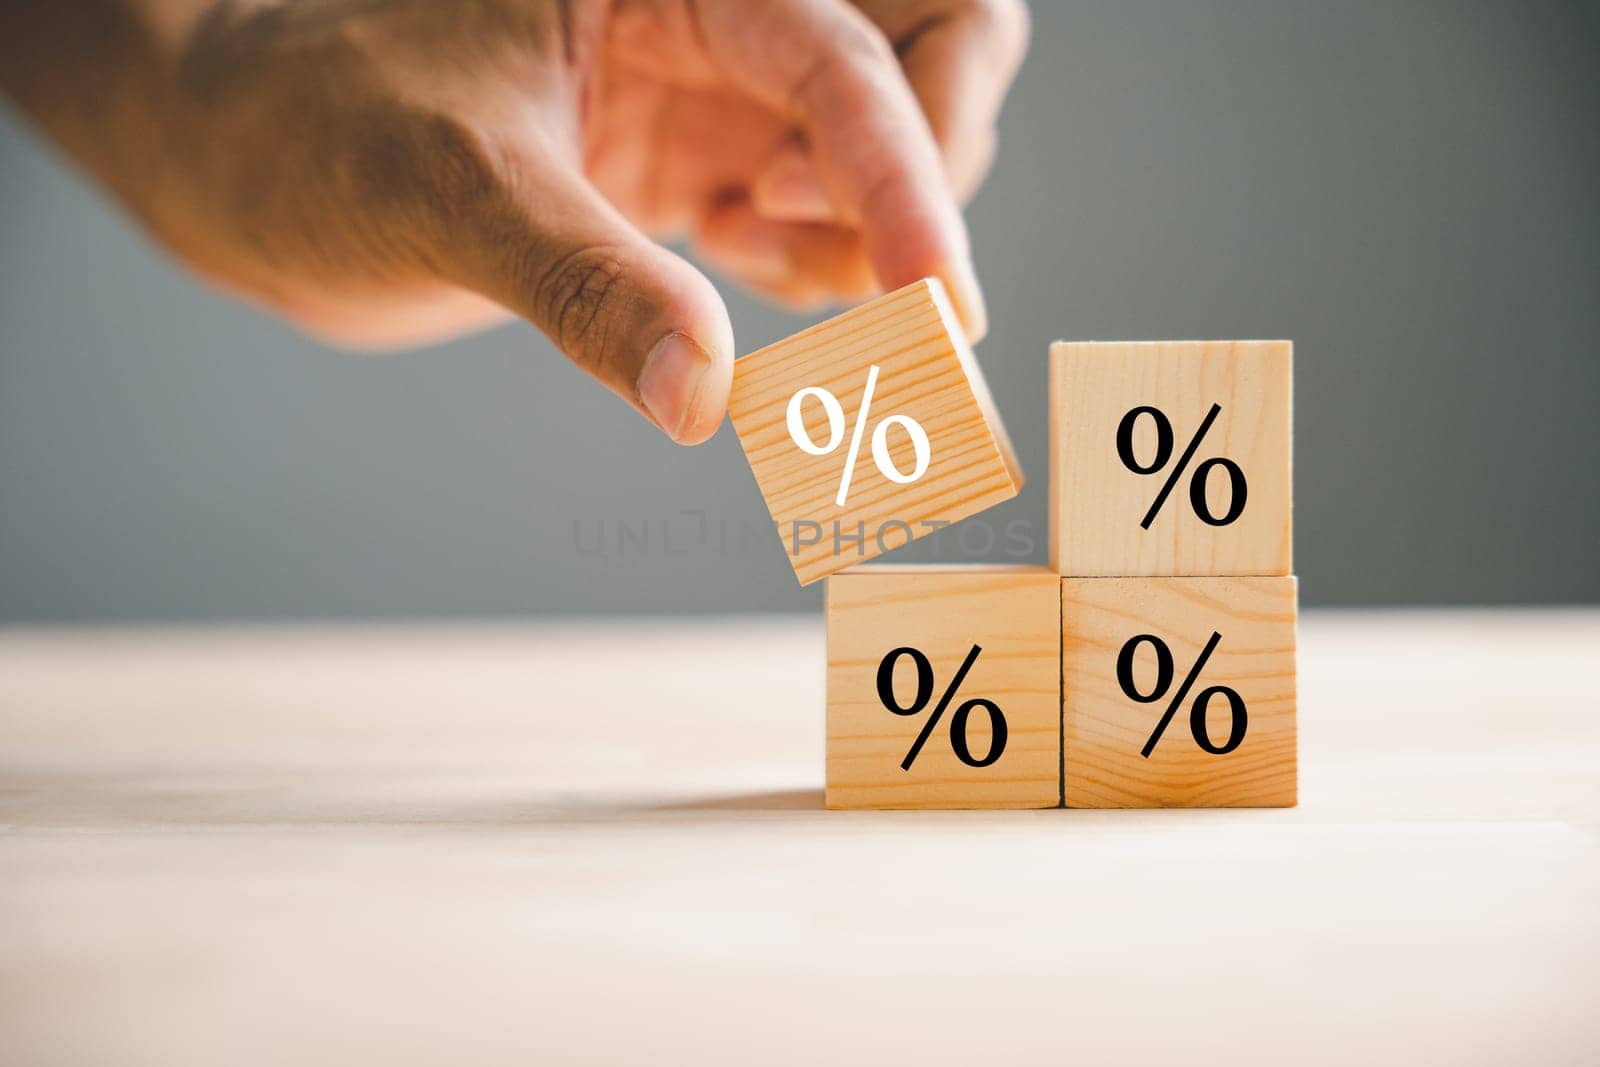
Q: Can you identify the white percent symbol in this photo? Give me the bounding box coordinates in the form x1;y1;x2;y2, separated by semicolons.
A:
785;364;931;507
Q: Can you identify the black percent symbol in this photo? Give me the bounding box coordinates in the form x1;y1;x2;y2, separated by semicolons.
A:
1116;403;1247;529
1118;631;1247;758
876;644;1007;771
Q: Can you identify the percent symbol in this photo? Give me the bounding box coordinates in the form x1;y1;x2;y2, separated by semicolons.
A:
876;644;1006;771
786;364;931;507
1117;631;1247;758
1116;403;1247;528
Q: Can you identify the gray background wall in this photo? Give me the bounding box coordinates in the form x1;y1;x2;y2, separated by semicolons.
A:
2;0;1596;622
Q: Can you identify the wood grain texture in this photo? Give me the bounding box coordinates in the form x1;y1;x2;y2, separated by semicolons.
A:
1063;576;1297;807
826;565;1060;808
730;279;1022;586
1049;341;1292;576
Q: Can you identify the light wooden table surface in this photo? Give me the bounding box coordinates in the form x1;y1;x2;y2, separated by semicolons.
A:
2;611;1597;1066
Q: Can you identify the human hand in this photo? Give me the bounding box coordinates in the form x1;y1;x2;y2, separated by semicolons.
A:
3;0;1029;443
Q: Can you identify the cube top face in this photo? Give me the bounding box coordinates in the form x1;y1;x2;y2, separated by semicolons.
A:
730;279;1023;586
1050;341;1291;576
826;565;1060;809
1061;577;1298;808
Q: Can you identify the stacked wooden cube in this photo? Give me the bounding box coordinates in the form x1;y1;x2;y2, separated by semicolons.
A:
730;280;1297;809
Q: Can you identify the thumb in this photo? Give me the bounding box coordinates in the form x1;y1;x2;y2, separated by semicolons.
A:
457;166;733;445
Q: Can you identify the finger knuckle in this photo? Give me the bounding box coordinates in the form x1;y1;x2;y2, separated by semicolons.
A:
414;116;506;217
342;111;505;240
322;110;508;278
830;11;899;77
960;0;1031;65
787;11;901;116
531;244;629;369
996;0;1034;63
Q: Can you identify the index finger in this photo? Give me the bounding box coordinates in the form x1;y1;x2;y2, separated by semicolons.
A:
855;0;1031;202
694;0;989;340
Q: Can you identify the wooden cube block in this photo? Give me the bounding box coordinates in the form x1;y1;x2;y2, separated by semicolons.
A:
1061;576;1297;807
827;565;1061;809
1049;341;1292;576
730;280;1023;586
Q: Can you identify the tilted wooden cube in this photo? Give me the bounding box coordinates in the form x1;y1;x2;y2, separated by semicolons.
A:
827;565;1061;809
1061;576;1297;807
730;279;1023;586
1050;341;1291;576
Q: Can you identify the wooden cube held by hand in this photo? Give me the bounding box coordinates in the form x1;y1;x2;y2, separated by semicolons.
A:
730;280;1023;586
